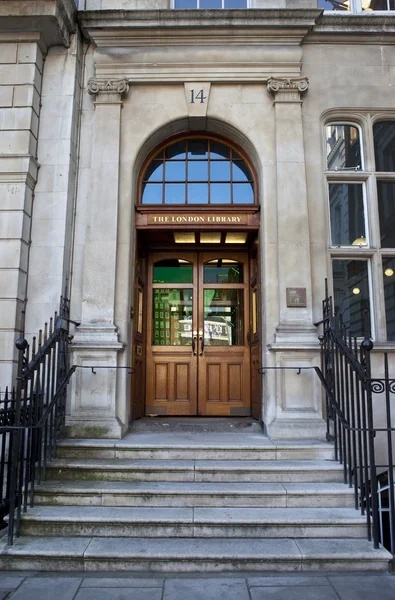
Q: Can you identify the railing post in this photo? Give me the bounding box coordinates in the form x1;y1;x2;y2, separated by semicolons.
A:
7;337;28;545
360;316;378;547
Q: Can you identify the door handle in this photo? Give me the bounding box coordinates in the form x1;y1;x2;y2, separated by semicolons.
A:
192;331;197;356
199;330;204;356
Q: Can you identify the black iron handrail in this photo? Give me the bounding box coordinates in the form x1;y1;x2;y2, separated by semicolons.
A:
0;296;74;545
0;324;135;546
315;279;395;553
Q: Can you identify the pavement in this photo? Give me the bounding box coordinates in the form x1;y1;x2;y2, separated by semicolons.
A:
0;571;395;599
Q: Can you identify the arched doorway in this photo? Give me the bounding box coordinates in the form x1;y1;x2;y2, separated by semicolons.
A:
131;134;262;419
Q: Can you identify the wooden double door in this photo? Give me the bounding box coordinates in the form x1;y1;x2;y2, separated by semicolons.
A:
145;251;251;417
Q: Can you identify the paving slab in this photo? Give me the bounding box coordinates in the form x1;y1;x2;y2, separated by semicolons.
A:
0;576;25;589
249;586;340;600
8;576;82;600
74;588;162;600
163;577;250;600
328;574;395;600
81;578;164;588
248;575;331;586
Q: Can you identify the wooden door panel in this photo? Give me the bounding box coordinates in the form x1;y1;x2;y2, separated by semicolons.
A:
146;350;197;416
198;347;250;415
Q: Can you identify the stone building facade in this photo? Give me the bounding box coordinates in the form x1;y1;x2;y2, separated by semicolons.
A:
1;0;395;440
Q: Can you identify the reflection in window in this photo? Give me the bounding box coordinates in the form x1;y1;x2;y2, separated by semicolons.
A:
252;288;258;335
318;0;350;10
174;0;247;7
374;122;395;172
326;124;361;170
153;259;193;283
332;259;370;336
204;289;243;346
329;183;365;246
377;182;395;247
383;258;395;341
141;138;254;205
362;0;395;10
152;289;193;346
320;0;395;10
204;259;243;283
137;288;143;334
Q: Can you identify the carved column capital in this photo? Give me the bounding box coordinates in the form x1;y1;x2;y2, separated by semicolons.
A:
267;77;309;103
87;78;130;102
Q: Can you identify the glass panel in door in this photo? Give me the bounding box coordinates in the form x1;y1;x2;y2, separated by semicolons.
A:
203;289;244;346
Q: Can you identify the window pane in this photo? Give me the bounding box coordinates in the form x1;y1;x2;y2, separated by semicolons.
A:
374;121;395;171
165;161;186;181
165;141;186;160
363;1;395;10
326;124;361;170
174;0;196;6
188;183;208;204
204;259;243;283
137;288;143;334
188;140;208;160
164;183;186;204
332;260;370;336
233;183;254;204
329;183;365;246
142;183;162;204
152;289;193;346
318;0;350;9
153;259;193;283
204;289;243;346
188;161;208;181
225;0;247;6
201;0;222;7
383;258;395;341
144;161;163;182
210;161;230;181
210;183;231;204
232;160;252;182
377;181;395;247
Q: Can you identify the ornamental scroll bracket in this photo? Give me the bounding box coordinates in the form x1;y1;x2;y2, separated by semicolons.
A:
267;77;309;103
87;78;130;103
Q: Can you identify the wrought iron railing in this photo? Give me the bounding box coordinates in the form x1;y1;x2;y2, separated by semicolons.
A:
315;280;395;552
0;297;76;545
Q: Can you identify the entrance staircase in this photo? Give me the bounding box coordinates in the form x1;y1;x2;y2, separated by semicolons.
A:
0;422;391;572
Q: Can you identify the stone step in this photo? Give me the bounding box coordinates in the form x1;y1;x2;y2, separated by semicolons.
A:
34;480;356;508
17;506;367;539
0;536;391;572
56;435;335;461
129;417;263;434
45;458;344;483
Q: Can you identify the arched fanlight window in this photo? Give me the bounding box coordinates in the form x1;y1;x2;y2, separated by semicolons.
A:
140;137;255;205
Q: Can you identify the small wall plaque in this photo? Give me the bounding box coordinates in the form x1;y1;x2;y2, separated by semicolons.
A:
286;288;307;308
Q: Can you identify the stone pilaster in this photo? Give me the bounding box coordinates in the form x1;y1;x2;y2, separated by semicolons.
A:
69;78;129;439
267;76;315;343
265;77;325;441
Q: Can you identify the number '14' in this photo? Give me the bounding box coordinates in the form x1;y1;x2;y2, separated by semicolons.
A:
190;89;207;104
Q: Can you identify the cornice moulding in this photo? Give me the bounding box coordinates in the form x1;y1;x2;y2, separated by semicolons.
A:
312;13;395;35
79;9;322;43
90;28;310;47
0;0;76;49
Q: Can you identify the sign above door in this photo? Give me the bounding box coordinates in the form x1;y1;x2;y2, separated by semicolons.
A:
136;207;260;230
